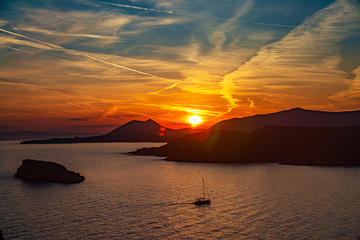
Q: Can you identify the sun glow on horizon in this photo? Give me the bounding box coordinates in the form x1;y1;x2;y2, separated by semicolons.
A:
188;115;202;126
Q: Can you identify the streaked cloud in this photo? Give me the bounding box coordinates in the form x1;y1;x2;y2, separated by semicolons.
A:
0;20;9;26
0;0;359;132
0;80;72;94
0;28;63;50
328;66;360;106
0;27;165;78
220;0;360;111
0;35;52;50
136;18;184;27
101;105;119;119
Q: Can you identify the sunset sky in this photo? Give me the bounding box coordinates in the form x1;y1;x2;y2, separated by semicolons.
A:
1;0;359;134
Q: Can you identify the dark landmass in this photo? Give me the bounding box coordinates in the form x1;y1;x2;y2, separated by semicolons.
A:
15;159;85;183
130;126;360;166
19;108;360;144
21;119;203;144
0;131;98;141
212;108;360;132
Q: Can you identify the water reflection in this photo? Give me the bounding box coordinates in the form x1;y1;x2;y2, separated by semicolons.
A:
0;142;360;239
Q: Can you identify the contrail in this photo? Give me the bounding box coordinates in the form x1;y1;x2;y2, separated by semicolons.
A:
211;16;297;29
81;53;161;78
100;2;349;33
16;27;118;39
0;28;64;49
0;27;164;78
151;82;181;94
101;2;296;30
213;17;349;33
102;2;174;14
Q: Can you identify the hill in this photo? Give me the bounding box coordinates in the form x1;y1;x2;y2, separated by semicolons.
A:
211;108;360;132
130;125;360;166
21;119;202;144
20;108;360;145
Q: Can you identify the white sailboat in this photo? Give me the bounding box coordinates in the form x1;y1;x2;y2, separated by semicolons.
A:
194;177;211;205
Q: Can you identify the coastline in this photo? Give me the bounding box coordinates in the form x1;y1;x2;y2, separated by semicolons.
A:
129;126;360;167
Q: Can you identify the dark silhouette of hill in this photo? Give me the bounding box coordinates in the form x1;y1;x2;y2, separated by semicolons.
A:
0;131;98;141
130;125;360;166
106;119;191;137
211;108;360;132
21;119;202;144
107;119;162;135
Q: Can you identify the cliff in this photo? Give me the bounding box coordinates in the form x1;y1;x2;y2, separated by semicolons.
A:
130;126;360;166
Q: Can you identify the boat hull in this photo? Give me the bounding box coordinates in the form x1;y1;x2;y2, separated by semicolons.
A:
194;199;211;205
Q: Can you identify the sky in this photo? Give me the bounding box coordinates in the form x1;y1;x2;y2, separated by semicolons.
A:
0;0;359;134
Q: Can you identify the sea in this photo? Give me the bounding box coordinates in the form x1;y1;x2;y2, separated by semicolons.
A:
0;141;359;240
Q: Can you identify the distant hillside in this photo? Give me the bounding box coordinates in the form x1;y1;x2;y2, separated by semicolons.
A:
19;108;360;145
0;131;98;141
106;119;192;138
107;119;162;136
21;119;202;144
211;108;360;132
130;125;360;166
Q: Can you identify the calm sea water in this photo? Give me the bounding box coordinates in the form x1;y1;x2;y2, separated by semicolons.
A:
0;141;360;239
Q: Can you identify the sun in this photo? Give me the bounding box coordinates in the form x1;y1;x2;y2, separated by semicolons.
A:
188;115;202;126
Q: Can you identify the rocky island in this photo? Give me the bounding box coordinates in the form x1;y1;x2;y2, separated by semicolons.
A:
15;159;85;183
130;125;360;166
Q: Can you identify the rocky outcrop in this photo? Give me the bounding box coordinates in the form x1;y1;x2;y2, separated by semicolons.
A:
130;126;360;166
15;159;85;183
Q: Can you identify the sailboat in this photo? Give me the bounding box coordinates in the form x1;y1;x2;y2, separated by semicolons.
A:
193;177;211;205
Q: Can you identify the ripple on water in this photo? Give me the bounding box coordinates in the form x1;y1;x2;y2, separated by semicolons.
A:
1;142;360;239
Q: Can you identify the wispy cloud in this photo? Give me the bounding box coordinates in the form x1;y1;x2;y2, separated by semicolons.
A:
0;20;9;26
207;0;254;113
144;102;223;117
0;27;165;78
101;105;119;119
328;66;360;108
220;0;360;112
151;82;181;95
6;46;33;54
0;35;45;51
0;80;72;94
136;18;183;27
19;8;134;40
0;28;63;50
1;0;359;132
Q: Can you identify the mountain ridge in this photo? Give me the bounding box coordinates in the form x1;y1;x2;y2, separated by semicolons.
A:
211;107;360;132
20;107;360;144
20;119;202;144
106;119;161;136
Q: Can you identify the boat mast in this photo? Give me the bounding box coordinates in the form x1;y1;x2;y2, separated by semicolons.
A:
202;177;205;199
